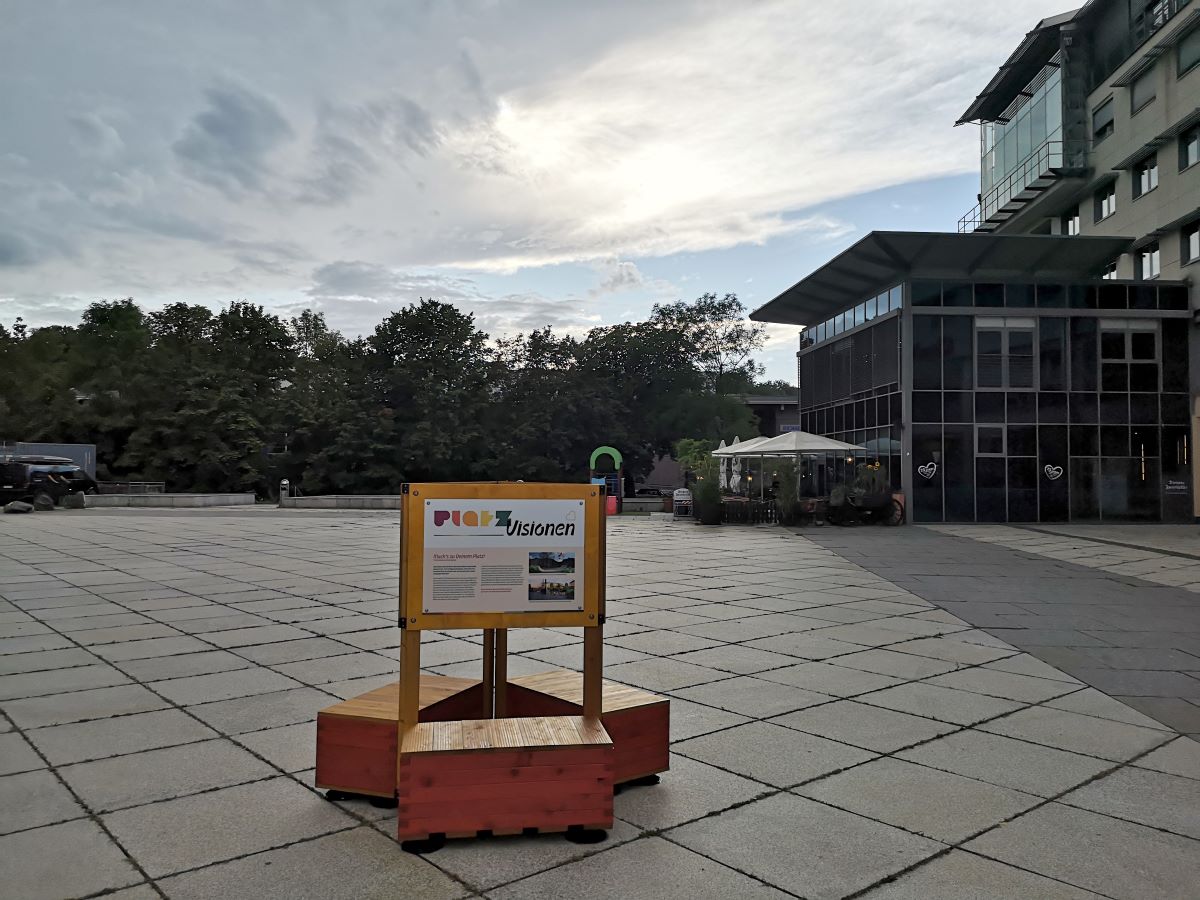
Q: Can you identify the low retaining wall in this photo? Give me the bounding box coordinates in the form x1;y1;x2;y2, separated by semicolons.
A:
279;495;401;509
87;493;255;508
622;497;668;513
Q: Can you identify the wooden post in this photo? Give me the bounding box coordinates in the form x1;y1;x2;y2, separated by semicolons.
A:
495;629;508;717
482;629;496;718
398;628;421;733
582;624;603;719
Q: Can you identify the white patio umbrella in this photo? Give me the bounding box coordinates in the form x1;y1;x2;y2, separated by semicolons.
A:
728;431;865;501
712;435;772;456
745;432;865;455
716;439;728;490
730;455;742;494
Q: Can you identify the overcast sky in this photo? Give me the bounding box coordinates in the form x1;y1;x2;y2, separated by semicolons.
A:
0;0;1056;380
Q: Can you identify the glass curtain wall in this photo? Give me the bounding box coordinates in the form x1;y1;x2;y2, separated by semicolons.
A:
908;279;1191;524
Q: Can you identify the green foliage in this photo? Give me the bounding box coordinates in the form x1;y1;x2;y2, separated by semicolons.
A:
0;293;770;495
774;459;802;525
673;438;714;479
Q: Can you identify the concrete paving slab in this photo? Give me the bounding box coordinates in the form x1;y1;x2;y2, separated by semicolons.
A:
1132;736;1200;780
966;802;1200;900
674;720;876;788
773;699;958;753
424;817;640;892
896;728;1113;797
59;738;276;812
672;675;832;718
102;776;356;878
24;707;217;765
0;819;142;899
857;683;1025;726
669;792;943;900
157;826;466;900
185;686;338;734
2;683;169;728
858;849;1104;899
1059;766;1200;839
489;835;791;900
0;731;44;775
614;754;770;830
798;756;1040;843
979;706;1173;761
0;768;86;834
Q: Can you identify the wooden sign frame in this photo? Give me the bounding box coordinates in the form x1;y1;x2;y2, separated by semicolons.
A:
399;482;606;632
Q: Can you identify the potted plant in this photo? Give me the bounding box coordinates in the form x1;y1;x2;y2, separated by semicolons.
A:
693;466;722;525
774;459;801;526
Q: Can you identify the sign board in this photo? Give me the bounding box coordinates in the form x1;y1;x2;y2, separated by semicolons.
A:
1165;479;1189;496
400;483;604;631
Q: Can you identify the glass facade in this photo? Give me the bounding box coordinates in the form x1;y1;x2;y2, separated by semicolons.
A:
801;284;902;348
798;278;1192;524
979;64;1064;218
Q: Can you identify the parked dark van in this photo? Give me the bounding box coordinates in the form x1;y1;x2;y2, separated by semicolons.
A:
0;455;98;506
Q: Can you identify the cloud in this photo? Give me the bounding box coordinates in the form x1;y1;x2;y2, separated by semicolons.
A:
303;260;598;338
173;83;294;194
0;232;37;267
67;112;124;158
0;0;1055;337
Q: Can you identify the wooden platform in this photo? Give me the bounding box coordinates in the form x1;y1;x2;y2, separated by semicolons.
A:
507;671;670;784
397;715;613;840
315;674;483;797
314;670;669;799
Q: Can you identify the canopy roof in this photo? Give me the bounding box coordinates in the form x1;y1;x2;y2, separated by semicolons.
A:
712;436;772;456
719;432;864;456
749;231;1134;326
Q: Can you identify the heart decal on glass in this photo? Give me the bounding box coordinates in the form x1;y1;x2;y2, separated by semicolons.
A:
917;462;938;479
1044;464;1064;481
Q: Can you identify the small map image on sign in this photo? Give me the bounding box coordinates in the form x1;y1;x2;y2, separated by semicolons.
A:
529;577;575;602
528;551;575;574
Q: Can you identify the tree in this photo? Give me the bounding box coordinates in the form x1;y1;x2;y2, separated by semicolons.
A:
649;293;766;394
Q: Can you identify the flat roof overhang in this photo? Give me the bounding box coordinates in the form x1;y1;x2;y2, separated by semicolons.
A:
750;231;1134;326
956;8;1079;124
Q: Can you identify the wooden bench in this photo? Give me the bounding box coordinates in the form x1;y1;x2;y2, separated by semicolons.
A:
397;715;613;840
315;674;483;797
506;671;670;785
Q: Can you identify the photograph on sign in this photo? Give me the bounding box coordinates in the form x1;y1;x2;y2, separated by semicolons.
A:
422;498;586;614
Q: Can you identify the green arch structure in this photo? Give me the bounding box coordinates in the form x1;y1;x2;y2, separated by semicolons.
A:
589;445;623;471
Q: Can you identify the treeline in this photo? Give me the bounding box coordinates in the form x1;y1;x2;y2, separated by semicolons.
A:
0;293;789;495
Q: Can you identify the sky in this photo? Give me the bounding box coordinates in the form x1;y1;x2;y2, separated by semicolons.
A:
0;0;1058;382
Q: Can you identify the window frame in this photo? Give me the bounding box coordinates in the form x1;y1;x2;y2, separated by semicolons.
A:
975;424;1007;458
1094;181;1118;222
1182;125;1200;171
1062;208;1081;235
1130;67;1157;115
1137;241;1161;280
1183;220;1200;265
1179;23;1200;78
1092;96;1115;144
1132;154;1159;199
975;317;1038;391
1101;259;1120;280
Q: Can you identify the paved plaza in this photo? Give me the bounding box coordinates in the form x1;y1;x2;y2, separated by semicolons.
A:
1;510;1198;899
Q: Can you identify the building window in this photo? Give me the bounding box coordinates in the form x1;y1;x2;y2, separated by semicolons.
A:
1133;155;1158;198
1182;125;1200;170
1061;208;1081;235
1137;242;1161;280
976;318;1036;390
1094;181;1117;222
976;425;1006;457
1184;221;1200;265
1130;68;1156;113
1101;259;1119;279
1180;24;1200;77
1092;97;1115;143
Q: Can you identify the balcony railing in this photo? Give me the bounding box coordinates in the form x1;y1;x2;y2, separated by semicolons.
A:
1133;0;1186;46
959;139;1088;233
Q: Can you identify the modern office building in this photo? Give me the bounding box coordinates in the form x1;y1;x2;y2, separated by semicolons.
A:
752;0;1198;523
